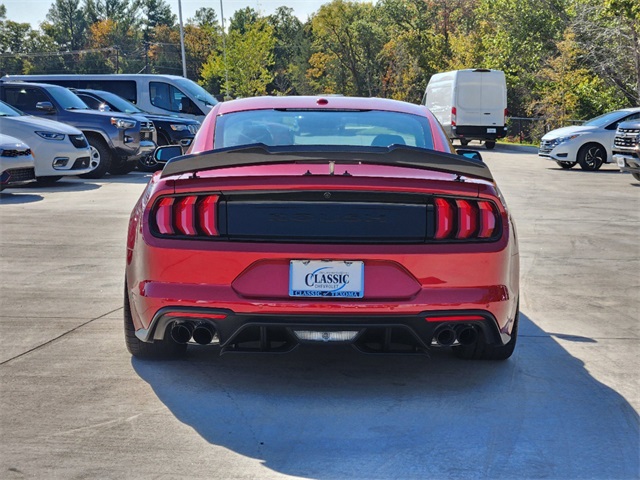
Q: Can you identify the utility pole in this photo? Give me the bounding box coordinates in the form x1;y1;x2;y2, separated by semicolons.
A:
178;0;187;77
220;0;229;98
144;42;149;74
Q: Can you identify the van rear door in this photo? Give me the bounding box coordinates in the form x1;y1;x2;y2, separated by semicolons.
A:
455;70;505;128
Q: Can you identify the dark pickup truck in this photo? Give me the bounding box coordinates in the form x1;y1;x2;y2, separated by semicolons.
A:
612;121;640;182
0;81;155;178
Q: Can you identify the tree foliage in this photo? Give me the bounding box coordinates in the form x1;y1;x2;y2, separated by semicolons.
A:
0;0;636;121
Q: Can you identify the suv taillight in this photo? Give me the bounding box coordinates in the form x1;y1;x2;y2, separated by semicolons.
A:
451;107;457;127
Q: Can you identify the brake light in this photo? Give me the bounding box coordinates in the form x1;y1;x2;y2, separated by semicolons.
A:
175;196;198;235
456;199;477;239
451;107;457;127
200;195;219;236
434;198;454;239
153;194;220;237
433;197;500;241
156;197;175;235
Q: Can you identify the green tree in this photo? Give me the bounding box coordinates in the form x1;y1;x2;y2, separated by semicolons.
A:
200;19;275;97
43;0;87;50
309;0;386;96
268;6;305;94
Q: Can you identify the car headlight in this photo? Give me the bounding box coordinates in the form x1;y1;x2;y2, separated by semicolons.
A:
35;131;65;141
111;117;137;129
170;124;189;131
553;134;582;145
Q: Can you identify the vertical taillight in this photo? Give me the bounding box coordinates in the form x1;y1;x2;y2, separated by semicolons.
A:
478;201;497;238
451;106;457;127
199;195;219;236
433;197;499;241
175;196;198;235
153;194;220;237
456;199;477;239
434;198;454;239
156;197;175;234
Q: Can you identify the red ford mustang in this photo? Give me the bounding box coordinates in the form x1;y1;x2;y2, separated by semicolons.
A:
124;96;519;360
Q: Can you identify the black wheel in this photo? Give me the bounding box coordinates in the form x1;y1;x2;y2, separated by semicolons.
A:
108;162;137;175
137;153;160;172
124;281;187;359
452;307;519;361
577;143;605;171
80;136;112;179
485;141;496;150
138;133;168;172
460;138;470;146
35;176;62;185
632;172;640;181
556;161;577;169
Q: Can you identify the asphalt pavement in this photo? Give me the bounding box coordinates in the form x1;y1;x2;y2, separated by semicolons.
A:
0;145;638;479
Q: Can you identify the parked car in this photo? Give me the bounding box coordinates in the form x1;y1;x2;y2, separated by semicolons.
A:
124;96;520;362
73;88;200;171
0;133;36;191
3;74;217;122
0;81;155;178
539;108;640;170
0;100;93;183
612;120;640;182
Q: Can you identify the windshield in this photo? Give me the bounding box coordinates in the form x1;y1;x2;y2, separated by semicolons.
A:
584;110;629;128
214;110;435;150
174;78;218;107
94;91;143;114
48;86;90;110
0;100;22;117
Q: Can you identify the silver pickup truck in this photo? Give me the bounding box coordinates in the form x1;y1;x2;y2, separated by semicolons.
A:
612;121;640;182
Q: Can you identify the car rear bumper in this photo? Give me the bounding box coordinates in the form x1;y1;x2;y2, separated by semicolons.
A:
126;241;520;352
135;306;509;354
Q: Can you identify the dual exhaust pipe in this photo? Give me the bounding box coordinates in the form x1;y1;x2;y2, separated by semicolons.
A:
170;321;216;345
434;324;478;346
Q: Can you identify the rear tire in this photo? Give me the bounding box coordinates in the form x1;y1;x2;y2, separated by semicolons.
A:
632;172;640;181
577;143;605;171
80;136;112;179
452;308;519;361
485;141;496;150
556;161;577;169
124;281;187;359
460;138;470;146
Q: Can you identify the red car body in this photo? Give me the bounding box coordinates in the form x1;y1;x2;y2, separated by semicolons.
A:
124;96;519;360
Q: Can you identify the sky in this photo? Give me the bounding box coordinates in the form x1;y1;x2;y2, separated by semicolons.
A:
2;0;334;28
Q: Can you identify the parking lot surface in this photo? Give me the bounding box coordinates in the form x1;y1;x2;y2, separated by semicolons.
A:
1;145;638;479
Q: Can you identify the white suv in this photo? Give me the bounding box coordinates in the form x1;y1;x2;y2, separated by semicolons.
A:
0;100;93;184
539;108;640;171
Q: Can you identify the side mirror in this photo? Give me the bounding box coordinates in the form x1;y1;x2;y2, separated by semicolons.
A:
99;103;111;112
456;149;484;163
36;101;55;113
154;145;183;163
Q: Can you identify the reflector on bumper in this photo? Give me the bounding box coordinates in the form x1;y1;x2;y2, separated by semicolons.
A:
293;330;359;342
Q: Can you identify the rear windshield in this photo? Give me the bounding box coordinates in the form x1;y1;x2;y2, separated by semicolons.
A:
213;110;434;150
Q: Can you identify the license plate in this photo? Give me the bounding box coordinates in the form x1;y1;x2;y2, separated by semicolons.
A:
487;128;496;133
289;260;364;298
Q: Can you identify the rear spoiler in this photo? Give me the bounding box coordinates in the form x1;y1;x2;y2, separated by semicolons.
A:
160;144;494;181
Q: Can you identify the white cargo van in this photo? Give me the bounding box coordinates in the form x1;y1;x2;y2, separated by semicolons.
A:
422;69;507;149
1;74;217;122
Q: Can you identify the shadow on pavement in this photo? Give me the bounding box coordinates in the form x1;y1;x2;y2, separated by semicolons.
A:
0;193;43;204
133;313;639;479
